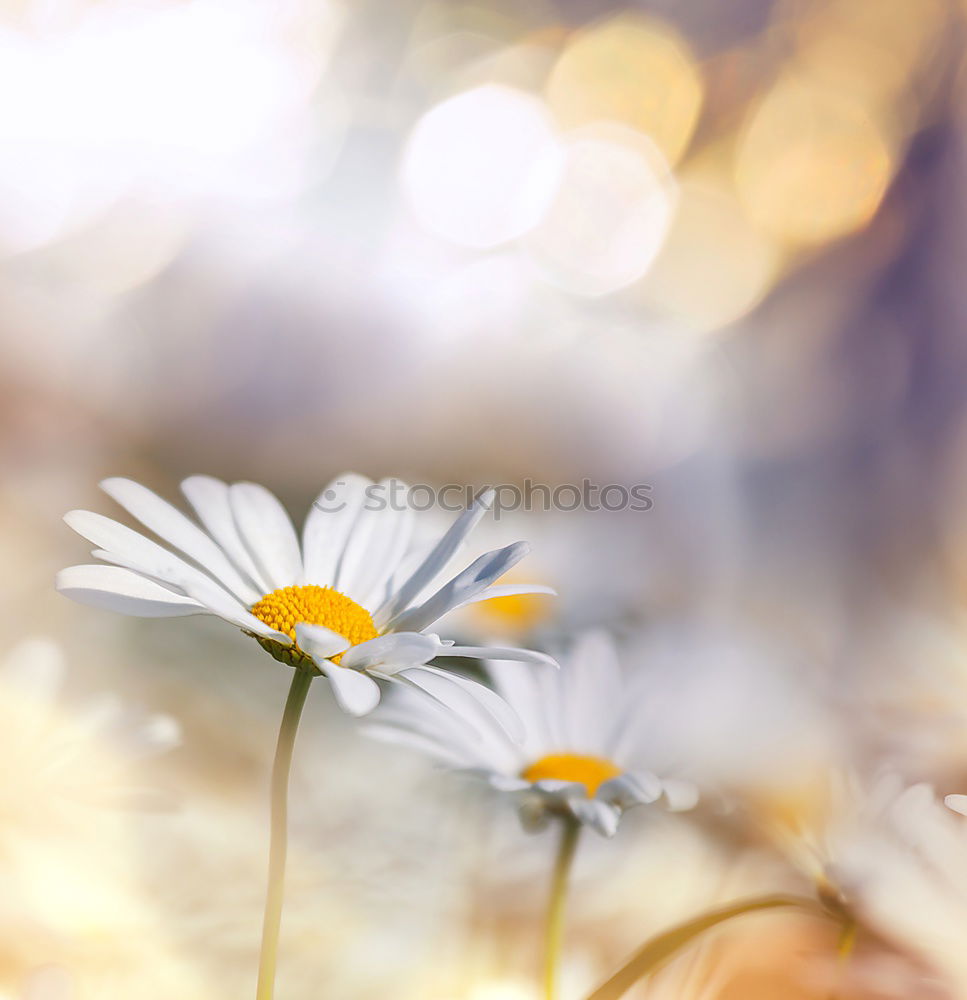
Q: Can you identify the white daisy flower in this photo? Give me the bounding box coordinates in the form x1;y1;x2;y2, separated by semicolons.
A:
56;474;555;719
756;770;941;912
366;630;698;836
446;507;653;642
821;776;967;995
725;771;967;996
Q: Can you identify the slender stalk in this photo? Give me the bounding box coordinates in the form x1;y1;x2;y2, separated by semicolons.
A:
827;918;858;1000
543;816;581;1000
836;918;858;962
585;894;819;1000
256;668;313;1000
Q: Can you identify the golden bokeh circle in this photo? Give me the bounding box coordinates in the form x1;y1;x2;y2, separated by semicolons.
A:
544;14;703;166
635;169;781;331
734;73;894;246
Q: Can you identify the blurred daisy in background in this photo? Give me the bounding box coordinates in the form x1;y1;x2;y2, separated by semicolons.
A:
446;507;659;645
758;770;916;907
0;635;179;826
57;473;554;716
369;630;700;1000
367;630;697;837
754;770;967;996
0;636;182;997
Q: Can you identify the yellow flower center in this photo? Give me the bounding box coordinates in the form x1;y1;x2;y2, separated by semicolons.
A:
249;585;379;664
522;753;622;796
475;591;553;631
471;570;552;633
748;772;831;834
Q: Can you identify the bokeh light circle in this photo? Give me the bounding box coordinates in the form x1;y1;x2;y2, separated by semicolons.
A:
525;123;676;297
735;74;894;246
635;171;781;331
400;84;564;249
545;15;703;166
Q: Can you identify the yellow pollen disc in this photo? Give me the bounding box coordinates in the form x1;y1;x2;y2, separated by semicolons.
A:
249;585;378;664
475;591;552;631
472;569;552;633
522;753;622;797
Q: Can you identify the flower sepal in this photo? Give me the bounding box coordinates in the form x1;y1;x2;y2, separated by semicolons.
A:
252;633;319;674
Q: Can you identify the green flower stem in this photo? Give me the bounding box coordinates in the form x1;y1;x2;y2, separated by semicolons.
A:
544;816;581;1000
256;667;313;1000
828;918;858;1000
584;894;818;1000
836;918;858;961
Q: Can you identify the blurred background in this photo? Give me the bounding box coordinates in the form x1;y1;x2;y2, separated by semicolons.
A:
5;0;967;996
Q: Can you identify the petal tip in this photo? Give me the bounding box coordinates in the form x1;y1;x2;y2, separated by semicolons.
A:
62;509;92;532
945;794;967;816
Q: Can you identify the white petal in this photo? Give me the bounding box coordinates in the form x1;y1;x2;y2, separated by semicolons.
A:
87;553;287;643
488;657;557;756
324;666;382;716
339;632;443;674
101;477;261;604
362;724;467;766
66;509;189;578
449;583;557;612
56;565;206;617
378;680;522;772
570;798;621;836
64;508;292;643
661;778;700;812
228;482;303;591
528;650;569;750
181;475;268;592
294;623;351;661
397;666;523;742
562;630;622;751
374;488;495;627
371;685;511;764
445;645;559;669
483;773;531;792
387;541;530;633
64;510;246;614
409;664;524;742
533;779;583;794
944;794;967;817
334;479;416;606
302;473;372;586
598;772;662;808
